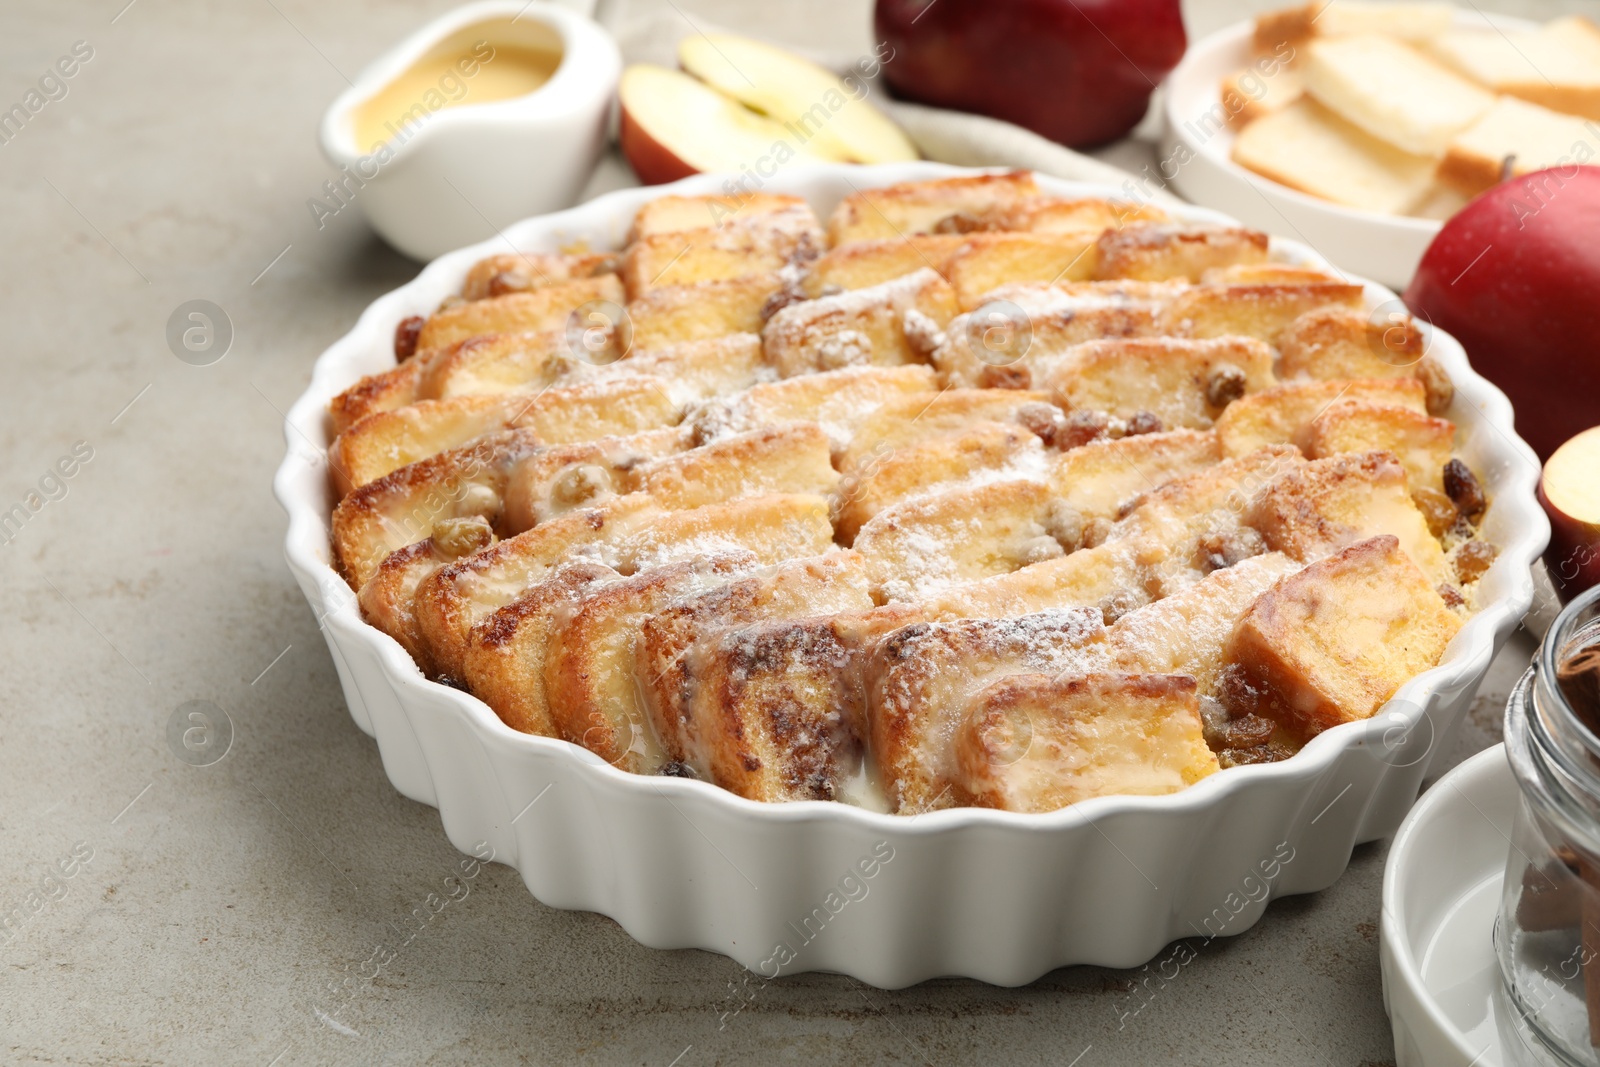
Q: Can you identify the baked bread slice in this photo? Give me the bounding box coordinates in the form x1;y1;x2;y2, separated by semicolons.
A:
1253;1;1455;55
802;236;967;295
942;231;1103;307
1302;400;1455;495
955;673;1218;813
415;276;624;351
1302;35;1496;156
500;428;689;530
1034;335;1276;429
761;268;958;377
690;364;938;452
1228;535;1462;737
945;195;1169;235
629;273;785;348
628;192;813;241
1214;377;1427;457
1221;65;1305;128
1439;96;1600;198
621;208;822;297
836;389;1055;472
1231;98;1439;215
1429;18;1600;122
826;171;1041;244
1092;224;1270;283
458;252;618;301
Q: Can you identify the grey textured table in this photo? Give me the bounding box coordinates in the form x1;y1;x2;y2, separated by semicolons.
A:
0;1;1572;1063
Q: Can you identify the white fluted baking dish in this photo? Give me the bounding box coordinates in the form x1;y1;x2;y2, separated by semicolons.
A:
274;162;1547;988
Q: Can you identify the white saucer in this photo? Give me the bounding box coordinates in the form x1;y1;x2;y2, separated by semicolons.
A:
1382;744;1520;1066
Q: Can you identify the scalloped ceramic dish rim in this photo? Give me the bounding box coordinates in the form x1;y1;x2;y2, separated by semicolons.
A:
275;160;1547;838
318;0;613;166
1163;12;1540;233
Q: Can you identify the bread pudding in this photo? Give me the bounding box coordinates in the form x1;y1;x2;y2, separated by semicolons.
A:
326;171;1496;815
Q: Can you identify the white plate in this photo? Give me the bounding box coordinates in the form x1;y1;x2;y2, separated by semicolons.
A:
1161;14;1535;289
274;161;1548;987
1382;744;1518;1067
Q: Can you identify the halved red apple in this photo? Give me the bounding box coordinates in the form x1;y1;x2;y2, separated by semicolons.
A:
1541;426;1600;601
678;33;918;164
619;64;837;185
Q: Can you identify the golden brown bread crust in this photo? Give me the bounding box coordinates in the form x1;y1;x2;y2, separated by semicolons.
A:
826;171;1041;245
761;268;958;378
622;205;822;298
628;274;785;349
1092;224;1270;283
332;428;543;590
416;276;624;351
627;192;811;242
1035;335;1277;429
458;252;619;301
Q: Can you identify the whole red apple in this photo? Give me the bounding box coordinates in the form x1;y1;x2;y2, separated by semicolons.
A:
1403;166;1600;461
874;0;1186;149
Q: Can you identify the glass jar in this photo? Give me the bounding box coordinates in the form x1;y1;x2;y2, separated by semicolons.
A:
1499;584;1600;1066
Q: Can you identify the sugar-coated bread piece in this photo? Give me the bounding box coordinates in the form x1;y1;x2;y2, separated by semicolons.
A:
359;521;497;674
943;232;1103;309
557;333;768;407
1302;35;1495;157
1231;98;1439;215
802;235;967;296
631;423;841;509
416;495;662;683
1228;535;1462;736
500;428;689;530
956;195;1169;235
837;389;1055;472
1048;429;1221;526
1158;280;1366;343
421;330;571;401
1093;224;1270;282
1277;305;1420;379
1215;378;1427;458
866;608;1108;812
329;379;681;495
332;428;543;590
1203;263;1346;286
761;268;958;377
1221;64;1304;128
628;192;814;242
459;252;619;301
1105;552;1301;693
826;171;1041;245
629;273;785;349
854;479;1061;600
330;358;427;434
1105;446;1303;593
1253;0;1455;54
689;364;938;452
1035;335;1276;429
955;672;1218;813
918;541;1154;622
1439;97;1600;198
451;493;832;708
1303;400;1455;495
1429;19;1600;122
546;554;757;770
1246;450;1450;586
415;276;624;351
462;561;619;736
934;281;1188;387
638;552;875;764
835;422;1047;543
678;605;925;802
622;206;822;297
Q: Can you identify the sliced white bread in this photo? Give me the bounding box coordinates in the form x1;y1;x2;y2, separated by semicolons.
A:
1222;65;1305;128
1303;35;1497;156
1254;1;1455;55
1232;97;1439;214
1430;17;1600;121
1439;95;1600;197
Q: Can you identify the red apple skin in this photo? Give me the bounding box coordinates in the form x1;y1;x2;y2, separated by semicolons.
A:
874;0;1186;149
618;103;701;186
1403;166;1600;461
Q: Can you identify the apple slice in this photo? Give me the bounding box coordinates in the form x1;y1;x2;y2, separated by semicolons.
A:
619;64;840;185
1541;426;1600;602
678;33;919;164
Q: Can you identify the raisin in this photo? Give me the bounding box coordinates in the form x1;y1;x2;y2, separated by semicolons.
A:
1056;409;1111;449
658;761;699;779
932;211;995;234
1437;583;1466;608
1197;527;1265;572
1125;411;1163;436
1205;363;1248;409
1443;458;1486;519
1454;540;1498;584
1223;713;1276;749
1216;663;1264;720
1414;355;1454;415
1016;402;1068;447
394;315;425;361
1411;486;1458;537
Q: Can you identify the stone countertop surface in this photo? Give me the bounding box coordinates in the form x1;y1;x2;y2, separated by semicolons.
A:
0;0;1576;1063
